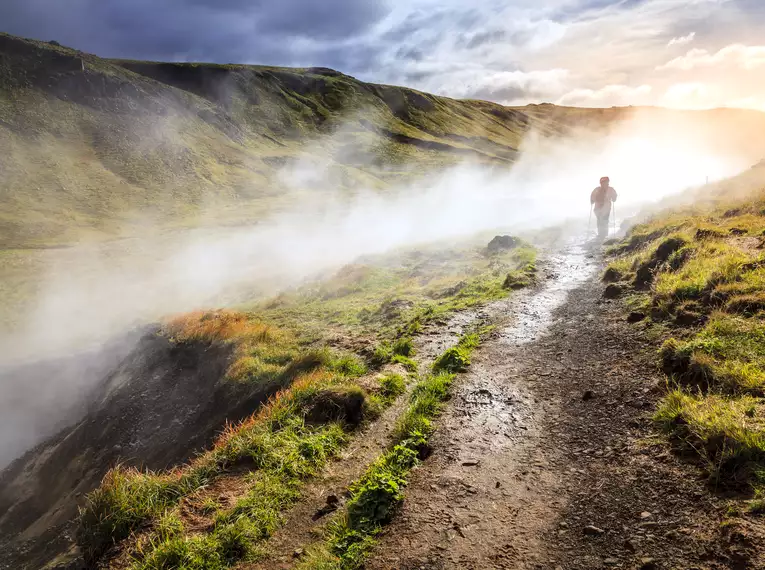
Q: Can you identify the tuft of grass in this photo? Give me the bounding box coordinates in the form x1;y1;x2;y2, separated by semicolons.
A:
433;333;480;373
392;337;415;358
660;314;765;394
653;241;750;301
164;310;301;385
370;337;416;368
377;373;406;404
655;390;765;489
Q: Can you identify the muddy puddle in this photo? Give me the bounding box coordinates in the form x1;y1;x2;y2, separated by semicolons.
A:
499;241;598;346
446;240;599;455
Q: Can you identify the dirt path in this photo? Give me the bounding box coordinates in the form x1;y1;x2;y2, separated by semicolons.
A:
366;241;758;570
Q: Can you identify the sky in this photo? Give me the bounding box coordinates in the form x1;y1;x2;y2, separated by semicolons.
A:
1;0;765;110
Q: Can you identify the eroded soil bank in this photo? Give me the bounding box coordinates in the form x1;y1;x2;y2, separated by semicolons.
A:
366;241;762;569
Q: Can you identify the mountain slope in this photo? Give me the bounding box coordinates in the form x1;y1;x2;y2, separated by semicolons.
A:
5;31;765;248
0;33;529;248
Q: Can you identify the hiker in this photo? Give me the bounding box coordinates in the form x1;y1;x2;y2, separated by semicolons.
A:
590;176;617;239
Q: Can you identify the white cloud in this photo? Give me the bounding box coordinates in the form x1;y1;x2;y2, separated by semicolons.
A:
442;68;569;103
657;44;765;71
661;82;715;108
557;84;653;107
667;32;695;47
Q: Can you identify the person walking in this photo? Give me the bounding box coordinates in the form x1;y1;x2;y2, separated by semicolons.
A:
590;176;617;239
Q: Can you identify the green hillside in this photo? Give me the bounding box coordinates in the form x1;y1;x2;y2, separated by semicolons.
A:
0;32;531;248
5;31;765;250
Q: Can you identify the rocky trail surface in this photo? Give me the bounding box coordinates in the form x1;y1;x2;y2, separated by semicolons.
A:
363;240;757;570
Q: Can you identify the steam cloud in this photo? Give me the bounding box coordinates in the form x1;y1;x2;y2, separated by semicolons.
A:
0;108;753;467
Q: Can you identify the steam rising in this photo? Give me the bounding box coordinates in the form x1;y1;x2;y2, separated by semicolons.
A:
0;108;753;466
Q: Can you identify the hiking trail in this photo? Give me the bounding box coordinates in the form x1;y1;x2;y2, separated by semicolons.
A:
257;237;759;570
362;239;754;570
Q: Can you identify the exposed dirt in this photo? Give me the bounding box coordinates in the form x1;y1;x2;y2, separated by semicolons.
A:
363;241;764;570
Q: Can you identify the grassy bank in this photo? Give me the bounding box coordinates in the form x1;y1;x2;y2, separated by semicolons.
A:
77;325;376;568
606;173;765;502
295;333;481;570
255;238;536;349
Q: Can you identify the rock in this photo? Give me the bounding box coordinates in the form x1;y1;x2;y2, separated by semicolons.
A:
487;235;520;253
604;558;620;565
674;311;702;327
603;284;623;299
603;267;622;283
640;511;652;519
624;539;637;552
582;390;594;401
462;459;480;466
640;558;658;570
293;548;304;558
326;494;339;506
583;525;606;536
627;312;646;323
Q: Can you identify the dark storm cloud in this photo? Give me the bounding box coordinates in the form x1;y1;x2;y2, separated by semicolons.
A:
0;0;390;66
396;46;425;62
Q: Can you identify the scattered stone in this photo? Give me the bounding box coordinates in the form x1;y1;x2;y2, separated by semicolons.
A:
640;557;658;570
603;267;622;283
462;459;480;467
624;539;637;553
293;548;304;559
582;390;595;401
603;284;623;299
326;494;339;506
674;311;702;327
487;235;520;253
604;558;619;565
627;312;646;323
495;481;501;488
640;511;652;519
583;525;606;536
